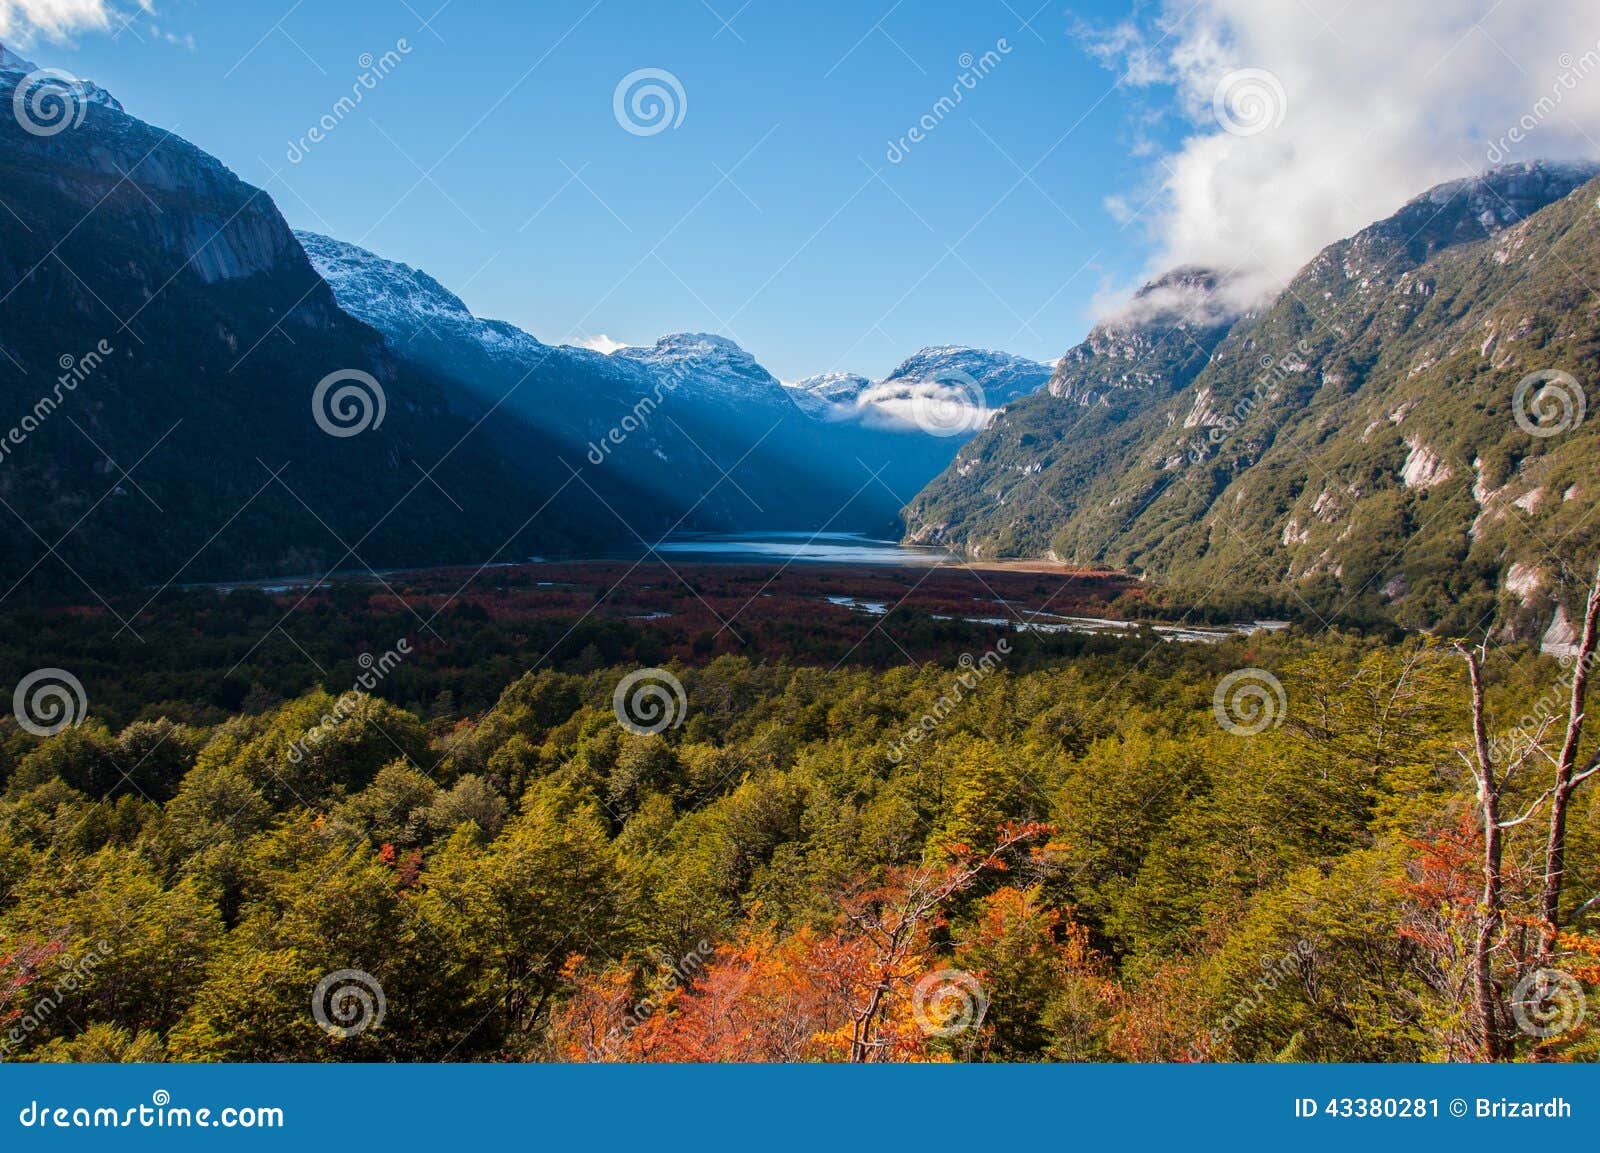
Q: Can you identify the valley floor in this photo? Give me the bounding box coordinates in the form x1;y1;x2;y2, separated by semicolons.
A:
1;557;1594;1064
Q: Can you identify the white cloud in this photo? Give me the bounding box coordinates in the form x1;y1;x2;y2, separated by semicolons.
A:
838;381;992;435
1085;0;1600;311
149;23;192;51
574;334;629;355
0;0;150;44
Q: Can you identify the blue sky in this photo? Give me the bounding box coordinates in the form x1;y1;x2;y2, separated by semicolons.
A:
14;1;1598;381
22;0;1170;381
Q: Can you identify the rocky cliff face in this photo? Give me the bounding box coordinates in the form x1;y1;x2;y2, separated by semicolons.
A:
2;52;316;289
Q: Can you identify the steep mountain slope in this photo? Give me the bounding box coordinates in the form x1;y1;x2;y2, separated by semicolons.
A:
295;229;685;532
905;268;1239;555
906;162;1600;633
0;55;619;589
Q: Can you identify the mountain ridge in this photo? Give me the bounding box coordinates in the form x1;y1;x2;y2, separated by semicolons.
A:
904;160;1600;635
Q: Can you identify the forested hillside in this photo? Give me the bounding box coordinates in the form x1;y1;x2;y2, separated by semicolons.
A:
906;164;1600;636
3;612;1596;1061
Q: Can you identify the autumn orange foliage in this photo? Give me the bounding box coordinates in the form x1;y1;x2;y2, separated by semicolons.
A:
548;823;1073;1062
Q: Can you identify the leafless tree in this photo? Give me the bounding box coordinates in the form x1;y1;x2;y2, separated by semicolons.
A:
1536;559;1600;966
1454;553;1600;1060
1453;640;1551;1060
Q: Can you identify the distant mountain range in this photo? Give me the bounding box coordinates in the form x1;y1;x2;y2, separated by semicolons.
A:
0;46;1047;588
786;347;1052;433
905;160;1600;639
297;231;1040;535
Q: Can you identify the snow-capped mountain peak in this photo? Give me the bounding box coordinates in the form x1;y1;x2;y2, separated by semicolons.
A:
789;346;1052;431
0;42;122;113
612;332;792;406
883;346;1053;404
784;371;874;418
297;230;548;364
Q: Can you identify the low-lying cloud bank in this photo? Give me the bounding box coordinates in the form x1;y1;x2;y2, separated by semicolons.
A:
1083;0;1600;313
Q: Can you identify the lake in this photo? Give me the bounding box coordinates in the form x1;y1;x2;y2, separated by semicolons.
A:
650;531;955;566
